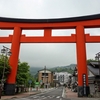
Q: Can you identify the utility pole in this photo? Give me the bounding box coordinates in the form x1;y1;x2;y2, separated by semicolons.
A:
0;46;11;99
95;53;100;77
44;66;46;89
95;52;100;92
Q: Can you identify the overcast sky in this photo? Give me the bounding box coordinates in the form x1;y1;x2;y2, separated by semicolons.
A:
0;0;100;68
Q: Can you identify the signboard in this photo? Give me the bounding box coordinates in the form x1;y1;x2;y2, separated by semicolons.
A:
35;82;40;85
83;74;86;96
40;80;42;84
35;82;40;88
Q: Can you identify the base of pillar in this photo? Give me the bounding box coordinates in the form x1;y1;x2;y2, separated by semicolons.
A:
4;83;15;95
77;86;90;97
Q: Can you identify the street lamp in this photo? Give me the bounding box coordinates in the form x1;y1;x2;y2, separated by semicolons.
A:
95;52;100;76
44;66;46;89
0;46;11;99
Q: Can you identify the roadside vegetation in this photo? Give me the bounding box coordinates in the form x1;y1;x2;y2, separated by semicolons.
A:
0;55;35;94
0;54;11;83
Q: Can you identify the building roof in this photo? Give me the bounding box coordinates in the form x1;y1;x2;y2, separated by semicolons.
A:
38;69;53;73
87;65;99;76
87;61;100;76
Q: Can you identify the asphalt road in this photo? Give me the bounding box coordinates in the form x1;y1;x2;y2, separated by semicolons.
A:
10;87;69;100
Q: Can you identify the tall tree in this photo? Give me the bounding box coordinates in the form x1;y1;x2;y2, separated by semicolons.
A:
87;59;97;64
27;73;35;87
16;61;35;87
0;54;11;83
16;62;30;85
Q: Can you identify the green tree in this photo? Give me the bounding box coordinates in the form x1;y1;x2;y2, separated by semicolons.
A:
16;61;35;87
27;73;35;87
0;54;11;83
16;62;30;85
87;59;96;64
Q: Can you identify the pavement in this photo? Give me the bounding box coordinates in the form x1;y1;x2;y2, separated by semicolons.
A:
66;87;77;98
66;87;100;100
1;88;100;100
1;88;53;100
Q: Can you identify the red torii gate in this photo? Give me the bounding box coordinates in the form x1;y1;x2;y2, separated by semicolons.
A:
0;14;100;96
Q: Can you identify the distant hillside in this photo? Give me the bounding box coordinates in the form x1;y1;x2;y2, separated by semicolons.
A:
29;64;76;76
30;67;42;76
49;64;76;74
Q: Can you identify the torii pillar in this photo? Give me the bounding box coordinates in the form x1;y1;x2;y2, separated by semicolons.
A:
5;27;21;95
76;25;90;97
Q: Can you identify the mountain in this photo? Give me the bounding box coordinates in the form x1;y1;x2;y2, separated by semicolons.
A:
49;64;76;74
29;64;76;76
30;67;42;76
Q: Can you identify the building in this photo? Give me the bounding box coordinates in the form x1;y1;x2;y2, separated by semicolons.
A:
53;72;70;86
38;68;53;88
72;62;100;95
87;61;100;94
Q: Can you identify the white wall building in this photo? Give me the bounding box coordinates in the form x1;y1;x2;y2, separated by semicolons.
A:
54;72;71;85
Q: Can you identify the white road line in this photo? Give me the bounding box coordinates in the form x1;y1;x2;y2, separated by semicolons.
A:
34;88;54;96
56;96;60;98
47;96;51;98
62;88;65;98
33;96;38;98
62;87;67;99
41;96;45;97
48;95;54;98
42;97;47;99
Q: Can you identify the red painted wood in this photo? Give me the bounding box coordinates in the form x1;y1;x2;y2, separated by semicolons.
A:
76;26;88;86
0;16;99;88
7;27;21;84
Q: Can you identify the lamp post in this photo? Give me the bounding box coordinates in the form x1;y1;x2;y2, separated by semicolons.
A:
0;46;11;99
95;52;100;77
44;66;46;89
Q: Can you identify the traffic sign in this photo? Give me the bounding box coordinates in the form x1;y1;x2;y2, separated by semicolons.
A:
28;80;32;84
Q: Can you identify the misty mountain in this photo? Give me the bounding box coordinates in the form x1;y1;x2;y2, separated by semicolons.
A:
29;64;76;76
50;64;76;70
49;64;76;73
30;67;42;76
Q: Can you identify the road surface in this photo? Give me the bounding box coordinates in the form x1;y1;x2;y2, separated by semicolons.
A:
10;87;68;100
